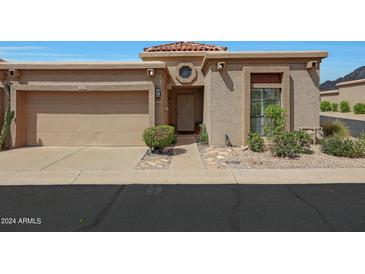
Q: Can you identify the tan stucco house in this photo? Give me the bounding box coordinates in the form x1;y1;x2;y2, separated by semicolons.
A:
0;42;327;148
320;78;365;106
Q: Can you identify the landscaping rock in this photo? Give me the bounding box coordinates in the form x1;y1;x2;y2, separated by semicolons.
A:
135;147;172;170
197;143;365;169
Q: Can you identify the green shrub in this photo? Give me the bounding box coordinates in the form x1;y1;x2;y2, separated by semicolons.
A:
0;82;15;150
264;104;286;136
331;102;338;112
271;132;302;158
320;101;332;112
353;103;365;114
197;123;209;145
321;120;349;137
339;101;350;112
143;125;175;151
248;132;264;152
292;130;312;153
320;136;365;158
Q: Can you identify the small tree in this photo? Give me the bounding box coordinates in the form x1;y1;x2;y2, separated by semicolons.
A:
263;104;286;137
0;81;15;150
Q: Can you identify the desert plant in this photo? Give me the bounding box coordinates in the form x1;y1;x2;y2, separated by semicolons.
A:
263;104;286;136
143;125;175;152
353;103;365;114
321;120;349;137
339;100;350;113
320;101;332;112
270;132;302;158
359;131;365;143
247;132;264;152
331;102;338;112
0;82;15;150
292;130;312;153
197;123;209;145
320;135;365;158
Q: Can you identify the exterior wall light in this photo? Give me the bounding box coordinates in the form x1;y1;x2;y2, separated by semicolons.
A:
155;87;161;98
306;61;318;70
217;62;225;71
147;68;155;76
8;69;21;79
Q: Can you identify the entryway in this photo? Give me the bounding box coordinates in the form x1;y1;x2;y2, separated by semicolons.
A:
177;94;194;131
168;87;204;133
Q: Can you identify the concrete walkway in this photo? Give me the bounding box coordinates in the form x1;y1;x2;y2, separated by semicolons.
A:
1;168;365;185
170;135;204;170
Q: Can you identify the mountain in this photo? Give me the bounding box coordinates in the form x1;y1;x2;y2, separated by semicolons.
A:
320;66;365;91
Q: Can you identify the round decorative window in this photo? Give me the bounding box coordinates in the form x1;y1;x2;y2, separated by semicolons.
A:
175;63;196;84
179;66;192;79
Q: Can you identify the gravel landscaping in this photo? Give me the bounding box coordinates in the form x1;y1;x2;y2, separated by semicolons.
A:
198;143;365;169
135;148;173;170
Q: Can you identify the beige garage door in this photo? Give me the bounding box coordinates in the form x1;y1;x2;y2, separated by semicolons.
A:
26;91;149;146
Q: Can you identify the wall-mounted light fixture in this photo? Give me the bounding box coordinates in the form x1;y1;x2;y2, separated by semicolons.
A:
8;69;21;79
306;61;318;70
155;87;161;98
147;68;155;76
217;62;225;71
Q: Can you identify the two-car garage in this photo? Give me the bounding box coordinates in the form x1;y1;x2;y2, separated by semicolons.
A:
1;62;164;149
23;90;150;147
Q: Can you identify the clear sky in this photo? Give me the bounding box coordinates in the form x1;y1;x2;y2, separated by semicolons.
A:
0;41;364;83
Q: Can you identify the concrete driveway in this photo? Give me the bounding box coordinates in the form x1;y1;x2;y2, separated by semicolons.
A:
0;146;147;171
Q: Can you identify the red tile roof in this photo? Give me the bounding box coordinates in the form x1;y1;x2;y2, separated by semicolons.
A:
144;41;227;52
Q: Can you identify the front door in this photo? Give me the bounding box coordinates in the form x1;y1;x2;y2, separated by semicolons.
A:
176;94;194;131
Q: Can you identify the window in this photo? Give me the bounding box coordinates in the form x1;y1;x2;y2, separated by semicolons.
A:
250;88;281;135
179;66;192;79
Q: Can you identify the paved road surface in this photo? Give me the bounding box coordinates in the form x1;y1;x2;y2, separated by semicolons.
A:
1;184;365;232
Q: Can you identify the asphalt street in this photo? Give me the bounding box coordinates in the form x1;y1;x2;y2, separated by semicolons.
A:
1;184;365;232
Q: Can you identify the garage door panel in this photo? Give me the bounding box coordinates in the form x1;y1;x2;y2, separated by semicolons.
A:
27;91;148;104
26;115;149;132
27;103;148;115
26;91;149;146
26;131;144;146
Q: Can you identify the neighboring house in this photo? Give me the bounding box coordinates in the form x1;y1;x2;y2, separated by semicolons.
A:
320;79;365;106
0;42;327;148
